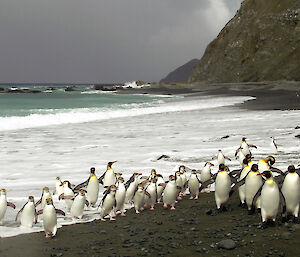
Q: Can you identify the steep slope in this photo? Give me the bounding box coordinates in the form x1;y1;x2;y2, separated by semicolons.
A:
189;0;300;83
160;59;199;83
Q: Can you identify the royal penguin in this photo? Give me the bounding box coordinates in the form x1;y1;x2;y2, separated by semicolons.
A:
162;175;179;210
53;177;64;196
179;165;188;196
70;189;89;220
238;154;253;206
235;148;246;166
281;165;300;221
214;164;232;211
213;149;231;165
115;176;126;216
270;136;278;154
124;173;142;208
200;162;214;192
244;164;263;212
188;170;200;199
99;185;117;221
145;177;157;210
252;171;286;226
99;161;117;187
0;189;16;225
15;196;37;228
156;174;165;203
59;181;75;212
35;187;52;209
133;182;150;213
37;198;65;238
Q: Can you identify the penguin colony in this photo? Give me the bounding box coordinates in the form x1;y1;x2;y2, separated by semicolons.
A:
1;137;299;238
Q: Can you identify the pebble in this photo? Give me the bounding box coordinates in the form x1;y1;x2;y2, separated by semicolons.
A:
217;239;236;250
281;232;291;240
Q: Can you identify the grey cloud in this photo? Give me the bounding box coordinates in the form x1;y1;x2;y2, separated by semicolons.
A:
0;0;242;83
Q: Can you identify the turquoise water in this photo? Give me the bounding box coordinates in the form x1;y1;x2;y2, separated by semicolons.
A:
0;85;158;117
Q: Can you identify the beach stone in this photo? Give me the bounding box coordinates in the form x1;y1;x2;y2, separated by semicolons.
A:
281;232;291;240
295;126;300;129
217;239;236;250
205;209;213;215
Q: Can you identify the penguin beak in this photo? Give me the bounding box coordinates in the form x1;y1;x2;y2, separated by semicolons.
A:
210;163;215;166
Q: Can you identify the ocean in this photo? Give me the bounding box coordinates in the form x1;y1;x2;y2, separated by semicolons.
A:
0;84;299;237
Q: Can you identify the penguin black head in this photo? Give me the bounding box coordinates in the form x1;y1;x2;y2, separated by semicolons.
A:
267;156;275;166
219;164;225;171
243;154;252;165
242;137;247;142
251;164;258;172
261;170;272;179
90;167;95;174
287;165;295;173
107;161;117;168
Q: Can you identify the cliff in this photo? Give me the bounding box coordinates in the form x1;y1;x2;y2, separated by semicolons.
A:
160;59;199;83
188;0;300;83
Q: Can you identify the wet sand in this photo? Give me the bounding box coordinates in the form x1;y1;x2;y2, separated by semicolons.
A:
0;193;299;257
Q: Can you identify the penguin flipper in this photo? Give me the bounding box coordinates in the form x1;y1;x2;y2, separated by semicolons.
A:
248;144;257;149
35;211;38;224
295;168;300;176
229;172;250;197
58;193;64;200
15;205;25;221
7;202;16;209
35;198;42;207
225;156;231;161
98;172;106;185
235;147;242;157
36;210;43;215
85;200;89;207
145;191;151;198
55;209;66;216
158;183;166;188
229;168;242;177
251;184;264;209
199;179;215;192
279;189;286;215
73;178;89;191
270;166;285;176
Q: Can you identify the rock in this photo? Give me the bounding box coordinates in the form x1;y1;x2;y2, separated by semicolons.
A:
221;135;230;139
295;134;300;138
217;239;236;250
157;154;170;160
65;87;75;92
281;232;292;240
205;209;213;215
295;126;300;129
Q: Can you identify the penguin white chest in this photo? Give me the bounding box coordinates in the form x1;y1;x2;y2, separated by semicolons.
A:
281;174;300;216
215;172;231;208
71;195;85;219
43;205;57;233
87;178;99;205
188;174;199;195
21;202;35;228
261;181;280;221
0;196;7;222
104;169;116;187
245;172;263;209
163;182;177;204
201;167;211;182
116;183;126;209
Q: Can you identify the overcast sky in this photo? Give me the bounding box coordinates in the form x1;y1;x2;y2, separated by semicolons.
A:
0;0;242;83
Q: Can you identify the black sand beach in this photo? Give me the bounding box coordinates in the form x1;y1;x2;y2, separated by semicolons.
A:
1;82;300;257
0;193;300;257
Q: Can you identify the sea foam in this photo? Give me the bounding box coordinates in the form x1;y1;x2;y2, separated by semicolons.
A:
0;96;253;132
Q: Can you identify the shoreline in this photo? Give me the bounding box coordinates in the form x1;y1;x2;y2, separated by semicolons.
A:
1;193;299;257
118;81;300;111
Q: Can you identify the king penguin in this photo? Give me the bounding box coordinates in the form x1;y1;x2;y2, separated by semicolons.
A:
99;161;117;187
281;165;300;221
15;196;37;228
270;136;278;154
252;171;286;226
238;154;253;206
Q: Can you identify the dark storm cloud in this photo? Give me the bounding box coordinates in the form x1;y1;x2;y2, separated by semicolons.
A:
0;0;242;83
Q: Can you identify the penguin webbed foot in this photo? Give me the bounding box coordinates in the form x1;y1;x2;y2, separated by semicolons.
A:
248;207;255;215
